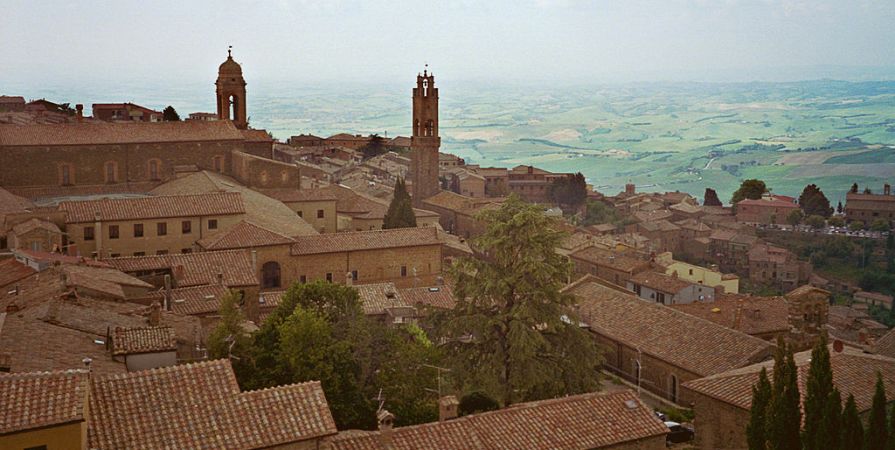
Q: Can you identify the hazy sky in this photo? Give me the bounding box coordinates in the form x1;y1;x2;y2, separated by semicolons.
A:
4;0;895;86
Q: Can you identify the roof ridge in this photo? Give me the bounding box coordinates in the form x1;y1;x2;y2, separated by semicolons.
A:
240;379;322;396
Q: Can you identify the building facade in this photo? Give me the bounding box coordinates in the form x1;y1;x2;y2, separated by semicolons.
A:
410;69;440;206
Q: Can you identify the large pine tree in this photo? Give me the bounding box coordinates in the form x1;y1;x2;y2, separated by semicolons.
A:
866;372;889;450
799;184;833;217
842;394;864;450
747;367;773;450
803;335;834;450
383;178;417;229
441;195;601;406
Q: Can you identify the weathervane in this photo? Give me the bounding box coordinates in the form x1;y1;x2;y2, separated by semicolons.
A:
228;45;232;58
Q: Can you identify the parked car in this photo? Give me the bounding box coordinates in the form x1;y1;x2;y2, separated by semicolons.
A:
665;421;695;445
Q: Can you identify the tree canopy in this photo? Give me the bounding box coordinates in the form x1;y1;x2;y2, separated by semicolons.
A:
361;134;387;159
731;179;767;206
162;106;180;121
703;188;723;206
799;184;833;218
383;177;417;229
439;195;601;406
547;173;588;209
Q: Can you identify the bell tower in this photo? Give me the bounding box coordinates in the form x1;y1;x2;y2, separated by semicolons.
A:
216;46;248;129
410;67;440;206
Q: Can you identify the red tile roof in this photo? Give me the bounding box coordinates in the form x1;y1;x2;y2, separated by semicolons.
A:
135;284;231;316
59;192;245;223
241;128;274;142
330;390;667;450
111;326;177;356
565;276;773;377
0;120;245;146
198;220;295;250
260;188;339;202
629;271;692;294
670;294;790;336
355;282;408;315
291;227;441;256
0;258;36;289
107;250;258;287
10;217;61;235
569;246;650;273
399;285;455;309
87;359;337;449
0;369;89;434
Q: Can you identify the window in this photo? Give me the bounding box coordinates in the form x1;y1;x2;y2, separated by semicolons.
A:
181;248;192;254
84;226;94;241
208;219;218;230
105;161;118;183
156;250;168;255
351;270;358;281
110;253;120;258
317;209;325;219
262;262;281;288
213;156;224;173
297;210;303;218
669;375;678;403
182;220;192;234
133;252;145;257
60;164;72;185
656;292;666;304
299;275;307;284
134;223;144;237
326;272;333;282
109;225;119;239
401;265;407;277
157;222;167;236
149;159;160;180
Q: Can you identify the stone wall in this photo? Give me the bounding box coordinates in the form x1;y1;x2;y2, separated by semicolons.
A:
230;150;301;189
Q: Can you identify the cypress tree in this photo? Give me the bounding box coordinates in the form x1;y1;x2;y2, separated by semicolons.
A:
842;394;864;450
383;178;417;229
747;367;772;450
821;388;843;450
866;372;889;450
803;335;834;450
888;403;895;450
766;339;801;450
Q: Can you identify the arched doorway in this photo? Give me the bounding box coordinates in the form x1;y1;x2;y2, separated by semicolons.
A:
261;261;281;289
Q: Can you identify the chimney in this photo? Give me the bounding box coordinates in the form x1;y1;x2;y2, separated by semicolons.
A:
163;274;173;311
733;297;744;331
172;265;185;285
216;271;224;286
75;104;83;122
377;410;395;449
438;395;459;422
885;184;891;196
149;301;161;326
436;276;445;286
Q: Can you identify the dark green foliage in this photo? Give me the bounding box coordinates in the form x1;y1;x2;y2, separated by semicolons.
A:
547;172;588;208
731;179;767;206
821;388;843;450
865;187;874;194
842;394;864;450
866;372;888;450
803;335;834;450
888;402;895;450
207;290;254;375
838;201;844;214
384;178;417;229
162;106;180;121
765;339;801;450
851;183;859;193
747;367;772;450
458;391;500;416
361;134;387;159
806;215;826;229
704;188;723;206
799;184;833;217
787;209;803;226
441;195;602;406
871;219;892;232
581;199;633;228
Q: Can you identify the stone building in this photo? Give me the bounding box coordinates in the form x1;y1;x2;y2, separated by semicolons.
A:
565;276;773;403
92;102;162;122
410;69;441;206
845;183;895;227
5;217;63;252
682;346;895;450
734;194;799;224
627;270;718;305
216;48;247;129
747;243;812;291
569;245;652;287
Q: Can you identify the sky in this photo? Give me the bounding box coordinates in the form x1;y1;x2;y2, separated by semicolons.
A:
3;0;895;87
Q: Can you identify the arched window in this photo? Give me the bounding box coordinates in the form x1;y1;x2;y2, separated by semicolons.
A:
230;94;240;123
148;159;160;180
669;374;678;403
105;161;118;183
414;119;420;136
261;262;281;289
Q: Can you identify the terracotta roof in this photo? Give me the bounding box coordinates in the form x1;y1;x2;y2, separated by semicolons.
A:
683;346;895;414
565;276;772;377
62;265;154;299
150;171;318;237
736;197;798;208
260;188;338;202
241;128;274;142
0;120;245;146
670;294;790;336
327;133;369;141
112;326;177;356
422;190;474;212
399;285;455;309
87;359;337;449
638;219;680;232
59;192;244;223
198;220;295;250
0;258;36;288
10;217;61;235
134;284;230;316
669;202;703;214
569;246;650;273
107;250;258;287
874;328;895;359
291;227;441;256
355;282;408;315
855;291;894;303
0;369;89;435
629;271;692;294
330;390;667;450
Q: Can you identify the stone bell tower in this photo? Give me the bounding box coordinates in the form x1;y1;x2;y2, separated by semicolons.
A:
216;46;248;130
410;67;441;206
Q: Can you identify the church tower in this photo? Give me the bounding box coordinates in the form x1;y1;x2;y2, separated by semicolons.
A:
216;47;248;129
410;68;440;206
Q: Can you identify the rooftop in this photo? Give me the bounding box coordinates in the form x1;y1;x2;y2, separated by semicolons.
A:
59;192;245;223
0;120;245;146
629;271;693;294
355;282;409;315
291;227;441;256
0;369;89;435
107;250;258;287
569;246;650;273
111;326;177;356
197;220;295;250
670;294;790;336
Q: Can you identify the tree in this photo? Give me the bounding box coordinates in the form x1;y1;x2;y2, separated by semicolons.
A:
787;209;804;227
803;335;834;450
866;372;888;450
871;219;891;232
547;173;588;209
458;391;500;416
766;339;801;450
361;134;387;159
383;177;417;229
888;400;895;450
851;183;859;194
821;388;843;450
162;106;180;121
747;367;773;450
841;394;864;450
799;184;833;217
806;215;826;229
731;179;768;206
850;221;865;232
207;290;253;375
865;187;874;194
374;324;443;426
837;201;844;214
829;216;845;228
704;188;723;206
441;195;601;406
